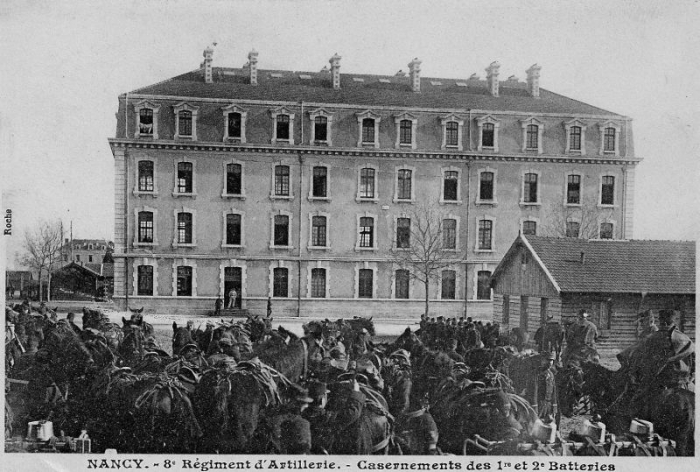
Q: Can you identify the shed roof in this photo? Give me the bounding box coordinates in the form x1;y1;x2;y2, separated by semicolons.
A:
493;235;695;295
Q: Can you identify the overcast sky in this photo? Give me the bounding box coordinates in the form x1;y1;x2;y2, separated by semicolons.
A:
2;0;698;270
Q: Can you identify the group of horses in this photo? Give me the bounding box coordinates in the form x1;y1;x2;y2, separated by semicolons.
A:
4;305;694;456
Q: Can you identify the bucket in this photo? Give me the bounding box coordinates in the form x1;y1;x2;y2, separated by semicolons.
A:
26;421;54;441
531;418;557;443
582;419;606;443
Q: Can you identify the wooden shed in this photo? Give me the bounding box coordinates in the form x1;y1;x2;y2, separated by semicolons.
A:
490;235;695;354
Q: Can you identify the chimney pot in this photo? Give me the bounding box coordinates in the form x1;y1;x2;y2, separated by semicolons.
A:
527;63;541;98
203;46;214;84
485;61;500;97
408;58;422;93
329;53;341;89
248;49;259;86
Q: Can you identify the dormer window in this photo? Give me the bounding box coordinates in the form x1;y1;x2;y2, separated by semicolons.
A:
440;115;464;151
564;119;587;154
134;100;160;139
222;105;247;143
356;111;381;148
476;115;500;152
173;103;199;140
309;108;333;145
271;108;295;144
394;113;417;149
520;117;544;154
598;121;621;156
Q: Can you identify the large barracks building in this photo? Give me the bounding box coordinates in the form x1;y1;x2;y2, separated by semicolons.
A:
109;47;639;317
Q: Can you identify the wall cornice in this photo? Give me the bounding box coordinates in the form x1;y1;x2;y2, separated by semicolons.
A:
108;138;642;165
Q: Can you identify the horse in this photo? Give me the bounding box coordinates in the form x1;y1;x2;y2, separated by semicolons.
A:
119;317;145;367
129;306;155;338
172;322;196;356
193;358;293;453
557;360;694;456
253;327;307;382
82;307;124;352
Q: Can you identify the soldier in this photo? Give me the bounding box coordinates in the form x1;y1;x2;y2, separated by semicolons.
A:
563;309;599;365
536;351;557;419
206;338;237;366
303;380;333;453
445;338;464;363
465;323;482;351
385;349;412;417
395;396;439;455
636;310;658;339
66;312;81;334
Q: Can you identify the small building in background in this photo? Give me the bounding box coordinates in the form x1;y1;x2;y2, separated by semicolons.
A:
490;235;695;354
5;270;36;300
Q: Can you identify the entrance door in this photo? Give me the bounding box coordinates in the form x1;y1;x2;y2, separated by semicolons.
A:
224;267;242;309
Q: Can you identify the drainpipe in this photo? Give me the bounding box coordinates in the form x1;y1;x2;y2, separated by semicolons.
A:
124;93;130;309
620;165;627;239
464;160;470;318
297;101;304;318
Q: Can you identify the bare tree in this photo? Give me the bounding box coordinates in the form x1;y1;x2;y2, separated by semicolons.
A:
389;203;463;317
17;220;64;302
540;196;601;239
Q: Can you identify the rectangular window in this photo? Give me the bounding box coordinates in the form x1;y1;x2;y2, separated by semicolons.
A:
477;271;492;300
139;109;153;135
360;168;375;199
526;124;538;149
177;213;193;244
177;162;193;193
540;298;549;324
312;167;327;198
274;215;289;246
482;123;495;147
396;217;411;249
567;174;581;204
226;214;241;245
503;295;510;325
570;126;581;151
273;268;288;297
276;115;290;140
179;111;192;137
446;122;459;146
523;173;538;203
443;219;457;249
311;216;327;247
88;255;93;262
478;219;492;250
314;116;328;142
601;176;615;205
522;220;537;236
358;269;373;298
311;268;326;298
600;222;613;239
566;221;580;238
137;265;153;296
359;217;374;248
362;118;375;144
275;165;290;196
480;172;494;201
177;266;192;296
76;255;81;262
520;296;529;332
443;171;458;201
397;169;412;200
441;270;456;300
228;112;242;138
138;211;153;243
399;120;412;145
604;127;616;152
395;269;410;299
138;161;154;192
226;164;242;195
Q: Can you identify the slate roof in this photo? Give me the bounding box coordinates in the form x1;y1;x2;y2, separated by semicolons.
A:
129;68;620;116
520;236;695;294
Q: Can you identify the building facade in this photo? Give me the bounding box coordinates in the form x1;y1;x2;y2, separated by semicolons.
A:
109;48;640;317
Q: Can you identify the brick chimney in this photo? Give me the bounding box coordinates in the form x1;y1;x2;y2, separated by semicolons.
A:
408;58;422;93
329;53;341;90
248;49;259;86
203;46;214;84
526;64;541;98
485;61;500;97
